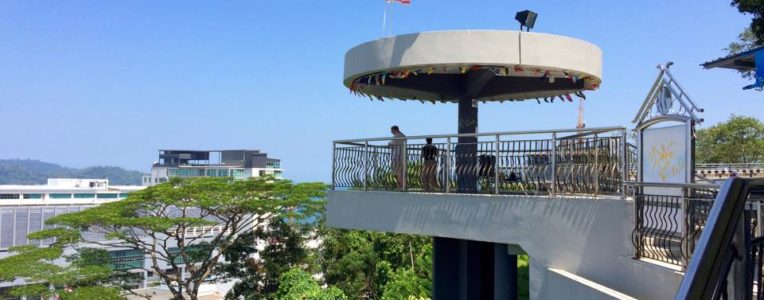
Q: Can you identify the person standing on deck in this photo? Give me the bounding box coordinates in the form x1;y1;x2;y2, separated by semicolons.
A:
389;125;407;191
421;138;439;191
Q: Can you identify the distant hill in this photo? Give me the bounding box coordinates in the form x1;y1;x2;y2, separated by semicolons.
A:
0;159;145;185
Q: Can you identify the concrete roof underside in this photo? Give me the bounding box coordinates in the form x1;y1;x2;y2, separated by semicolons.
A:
344;30;603;102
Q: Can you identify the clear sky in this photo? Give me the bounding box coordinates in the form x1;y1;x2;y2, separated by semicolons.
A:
0;0;760;183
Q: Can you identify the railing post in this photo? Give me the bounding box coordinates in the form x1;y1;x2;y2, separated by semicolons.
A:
633;184;642;259
551;132;557;197
758;201;764;238
364;140;369;191
594;133;600;196
446;137;451;193
681;186;689;269
402;139;407;191
621;130;628;199
331;142;337;190
495;134;500;195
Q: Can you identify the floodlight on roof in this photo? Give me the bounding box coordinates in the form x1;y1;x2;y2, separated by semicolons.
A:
515;10;537;32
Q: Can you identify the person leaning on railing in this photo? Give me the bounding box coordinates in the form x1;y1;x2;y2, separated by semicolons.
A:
421;137;439;192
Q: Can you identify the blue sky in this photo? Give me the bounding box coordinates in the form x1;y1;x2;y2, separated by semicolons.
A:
0;1;760;182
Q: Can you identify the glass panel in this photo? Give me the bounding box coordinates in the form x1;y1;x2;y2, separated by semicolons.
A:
168;244;209;265
109;249;144;270
23;193;43;199
49;193;72;199
231;169;246;178
97;193;119;199
74;193;96;199
0;194;20;199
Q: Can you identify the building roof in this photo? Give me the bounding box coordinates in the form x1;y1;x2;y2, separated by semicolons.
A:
701;46;764;71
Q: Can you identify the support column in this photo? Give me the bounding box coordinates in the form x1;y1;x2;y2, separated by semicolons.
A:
433;237;462;299
457;97;478;193
494;244;518;300
465;241;495;300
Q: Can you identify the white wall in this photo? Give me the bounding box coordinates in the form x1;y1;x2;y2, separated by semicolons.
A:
327;191;683;300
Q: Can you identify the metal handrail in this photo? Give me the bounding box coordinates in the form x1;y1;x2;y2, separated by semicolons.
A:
332;126;631;197
333;126;626;144
624;181;720;189
675;178;764;299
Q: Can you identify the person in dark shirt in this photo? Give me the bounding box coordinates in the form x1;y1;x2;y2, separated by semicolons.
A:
421;138;439;191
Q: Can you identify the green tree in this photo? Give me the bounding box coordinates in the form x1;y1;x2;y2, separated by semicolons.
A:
319;226;432;299
32;176;325;300
731;0;764;44
220;219;310;300
0;245;123;300
696;115;764;163
726;27;763;80
275;268;346;300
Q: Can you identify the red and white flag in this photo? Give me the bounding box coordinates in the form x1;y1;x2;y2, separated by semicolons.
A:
387;0;410;5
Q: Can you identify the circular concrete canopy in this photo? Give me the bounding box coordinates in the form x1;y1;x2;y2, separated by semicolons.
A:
344;30;602;103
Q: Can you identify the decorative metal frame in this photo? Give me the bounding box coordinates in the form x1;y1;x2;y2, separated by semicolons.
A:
632;62;704;185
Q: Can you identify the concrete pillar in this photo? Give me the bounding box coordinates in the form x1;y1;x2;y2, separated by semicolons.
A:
494;244;518;300
465;240;495;300
457;97;478;193
434;239;519;300
433;237;462;299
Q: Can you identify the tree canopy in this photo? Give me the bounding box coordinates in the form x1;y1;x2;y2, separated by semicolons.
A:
696;115;764;164
275;268;346;300
318;227;432;300
731;0;764;45
0;245;124;300
25;176;325;300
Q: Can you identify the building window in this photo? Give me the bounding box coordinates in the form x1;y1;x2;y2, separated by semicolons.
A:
168;245;210;265
0;194;20;199
49;193;72;199
259;170;266;176
266;161;280;169
74;193;96;199
231;169;246;178
274;171;283;178
206;169;216;177
109;249;144;270
97;193;119;199
23;193;43;199
168;168;204;178
217;169;229;177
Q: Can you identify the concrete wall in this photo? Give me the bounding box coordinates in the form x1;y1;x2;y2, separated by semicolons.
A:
344;30;602;85
327;191;683;299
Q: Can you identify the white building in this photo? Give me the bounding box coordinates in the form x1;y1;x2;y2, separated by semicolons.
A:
0;178;143;250
143;149;283;186
0;178;237;299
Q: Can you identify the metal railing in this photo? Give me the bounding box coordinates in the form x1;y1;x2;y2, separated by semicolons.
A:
628;182;723;267
332;126;633;197
675;178;764;300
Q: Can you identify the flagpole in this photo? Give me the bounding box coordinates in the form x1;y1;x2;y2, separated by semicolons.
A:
382;1;389;36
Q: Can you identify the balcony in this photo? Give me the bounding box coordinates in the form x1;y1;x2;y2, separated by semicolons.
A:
332;126;635;197
327;127;718;299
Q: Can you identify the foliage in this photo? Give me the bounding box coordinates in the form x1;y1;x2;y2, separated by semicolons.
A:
380;268;431;300
696;115;764;163
220;219;310;300
319;225;432;299
731;0;764;45
0;159;144;185
0;245;123;299
518;255;530;300
34;176;326;300
275;269;346;300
